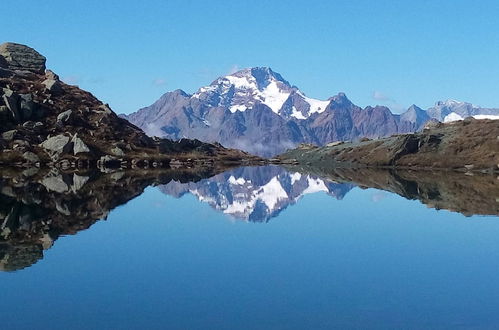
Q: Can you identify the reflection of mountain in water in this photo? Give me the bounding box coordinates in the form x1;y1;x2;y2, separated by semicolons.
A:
1;165;498;271
0;167;230;272
159;166;355;222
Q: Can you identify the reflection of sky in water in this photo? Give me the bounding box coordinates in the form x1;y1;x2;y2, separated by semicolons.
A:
1;183;499;329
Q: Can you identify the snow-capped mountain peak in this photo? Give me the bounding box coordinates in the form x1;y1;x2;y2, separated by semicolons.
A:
192;67;330;118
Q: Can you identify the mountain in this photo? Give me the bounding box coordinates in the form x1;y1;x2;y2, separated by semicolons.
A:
0;42;260;169
159;165;354;222
427;99;499;122
123;67;499;156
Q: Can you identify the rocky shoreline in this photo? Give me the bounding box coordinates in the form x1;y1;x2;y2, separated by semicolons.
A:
277;118;499;173
0;42;262;171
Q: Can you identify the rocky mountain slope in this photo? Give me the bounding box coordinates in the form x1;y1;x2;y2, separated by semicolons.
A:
0;42;260;170
278;118;499;171
123;67;499;156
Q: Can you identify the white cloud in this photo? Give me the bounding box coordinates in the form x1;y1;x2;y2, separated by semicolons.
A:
372;90;391;101
227;64;240;75
371;90;407;114
62;75;81;85
152;78;167;87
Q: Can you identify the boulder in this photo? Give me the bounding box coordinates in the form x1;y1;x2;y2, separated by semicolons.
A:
40;175;68;193
2;130;17;141
0;42;46;74
71;174;89;192
45;70;59;80
71;134;90;154
2;88;21;122
0;55;7;68
40;135;70;154
19;94;36;120
110;146;125;157
22;151;40;163
57;110;73;124
42;78;62;93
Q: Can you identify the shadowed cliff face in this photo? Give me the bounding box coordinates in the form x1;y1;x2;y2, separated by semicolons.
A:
1;165;497;271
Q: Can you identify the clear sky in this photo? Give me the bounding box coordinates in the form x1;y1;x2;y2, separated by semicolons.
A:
4;0;499;114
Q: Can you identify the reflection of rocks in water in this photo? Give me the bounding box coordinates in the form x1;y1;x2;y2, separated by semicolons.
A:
0;166;230;271
285;165;499;217
0;243;44;272
159;166;355;222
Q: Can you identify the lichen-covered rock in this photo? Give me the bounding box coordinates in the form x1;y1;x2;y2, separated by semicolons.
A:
40;135;70;154
0;42;46;73
71;134;90;155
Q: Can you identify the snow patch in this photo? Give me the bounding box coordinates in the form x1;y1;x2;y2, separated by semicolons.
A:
473;115;499;120
260;81;291;113
443;112;464;122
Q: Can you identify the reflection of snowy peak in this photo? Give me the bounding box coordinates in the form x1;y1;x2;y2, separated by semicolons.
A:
158;166;354;222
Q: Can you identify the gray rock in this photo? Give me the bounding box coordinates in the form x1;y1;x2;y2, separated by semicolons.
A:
45;70;59;80
2;130;17;141
19;94;36;120
42;78;62;93
57;110;73;124
2;88;21;122
12;140;30;151
71;174;89;192
40;175;68;193
0;42;46;74
40;135;70;154
22;151;39;163
0;54;7;68
71;134;90;154
110;146;125;157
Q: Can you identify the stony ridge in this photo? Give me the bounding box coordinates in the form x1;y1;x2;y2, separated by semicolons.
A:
0;42;261;170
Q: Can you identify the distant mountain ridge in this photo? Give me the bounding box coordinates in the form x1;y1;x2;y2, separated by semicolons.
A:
123;67;499;156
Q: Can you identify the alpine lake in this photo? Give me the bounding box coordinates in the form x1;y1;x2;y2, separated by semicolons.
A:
1;165;498;329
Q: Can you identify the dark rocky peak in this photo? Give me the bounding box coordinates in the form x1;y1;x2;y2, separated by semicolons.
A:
328;92;352;108
0;42;46;74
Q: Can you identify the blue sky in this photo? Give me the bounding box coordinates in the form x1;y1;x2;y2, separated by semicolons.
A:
3;0;499;114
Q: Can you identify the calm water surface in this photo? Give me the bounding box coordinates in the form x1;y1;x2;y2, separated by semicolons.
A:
1;166;499;329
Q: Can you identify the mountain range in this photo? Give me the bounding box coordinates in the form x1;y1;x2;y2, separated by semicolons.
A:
123;67;499;156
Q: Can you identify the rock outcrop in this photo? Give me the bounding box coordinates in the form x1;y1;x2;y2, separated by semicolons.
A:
0;42;46;73
278;118;499;172
0;42;261;169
